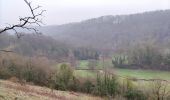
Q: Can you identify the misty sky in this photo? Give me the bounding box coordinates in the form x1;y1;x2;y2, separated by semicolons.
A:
0;0;170;27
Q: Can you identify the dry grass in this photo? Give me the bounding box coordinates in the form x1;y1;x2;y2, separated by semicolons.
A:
0;80;103;100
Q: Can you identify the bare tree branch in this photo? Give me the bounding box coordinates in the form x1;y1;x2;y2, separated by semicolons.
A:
0;0;45;37
0;50;13;52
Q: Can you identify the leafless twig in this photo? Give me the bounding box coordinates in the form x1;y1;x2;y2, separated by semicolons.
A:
0;0;45;38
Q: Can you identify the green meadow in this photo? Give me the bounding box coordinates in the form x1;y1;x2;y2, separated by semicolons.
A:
75;60;170;80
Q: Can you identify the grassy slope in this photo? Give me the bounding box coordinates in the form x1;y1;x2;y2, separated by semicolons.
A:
0;80;103;100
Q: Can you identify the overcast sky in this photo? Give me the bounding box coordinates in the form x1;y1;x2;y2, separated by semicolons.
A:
0;0;170;27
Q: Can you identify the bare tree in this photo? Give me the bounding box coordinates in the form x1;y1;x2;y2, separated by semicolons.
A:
0;0;45;38
151;80;170;100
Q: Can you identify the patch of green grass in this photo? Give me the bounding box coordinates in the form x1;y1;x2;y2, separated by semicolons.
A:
114;68;170;80
96;60;112;68
74;68;170;80
78;60;89;68
74;70;96;78
78;60;112;69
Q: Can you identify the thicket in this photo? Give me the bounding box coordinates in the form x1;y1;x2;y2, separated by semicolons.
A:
73;47;99;60
112;43;170;70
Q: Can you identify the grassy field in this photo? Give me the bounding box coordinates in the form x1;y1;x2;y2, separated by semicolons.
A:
74;68;170;80
0;80;103;100
55;60;170;81
114;68;170;80
78;60;112;69
78;60;89;69
74;70;97;78
76;60;170;80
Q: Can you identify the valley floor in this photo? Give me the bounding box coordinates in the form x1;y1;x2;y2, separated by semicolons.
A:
0;80;103;100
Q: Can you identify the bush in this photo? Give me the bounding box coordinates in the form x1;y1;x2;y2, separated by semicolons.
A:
0;53;51;86
124;90;146;100
53;63;74;90
81;79;94;93
119;78;147;100
150;80;170;100
94;72;118;97
68;76;80;91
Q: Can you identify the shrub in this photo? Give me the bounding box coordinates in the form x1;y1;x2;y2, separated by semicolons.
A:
124;90;146;100
68;76;80;91
53;63;74;90
94;72;118;97
120;78;147;100
150;80;170;100
0;53;51;86
81;79;94;93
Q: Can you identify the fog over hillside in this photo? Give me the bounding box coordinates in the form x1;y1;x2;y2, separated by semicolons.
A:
37;10;170;50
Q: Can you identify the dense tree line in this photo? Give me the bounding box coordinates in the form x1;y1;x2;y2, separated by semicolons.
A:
112;43;170;70
73;47;99;60
0;34;69;59
0;34;99;60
